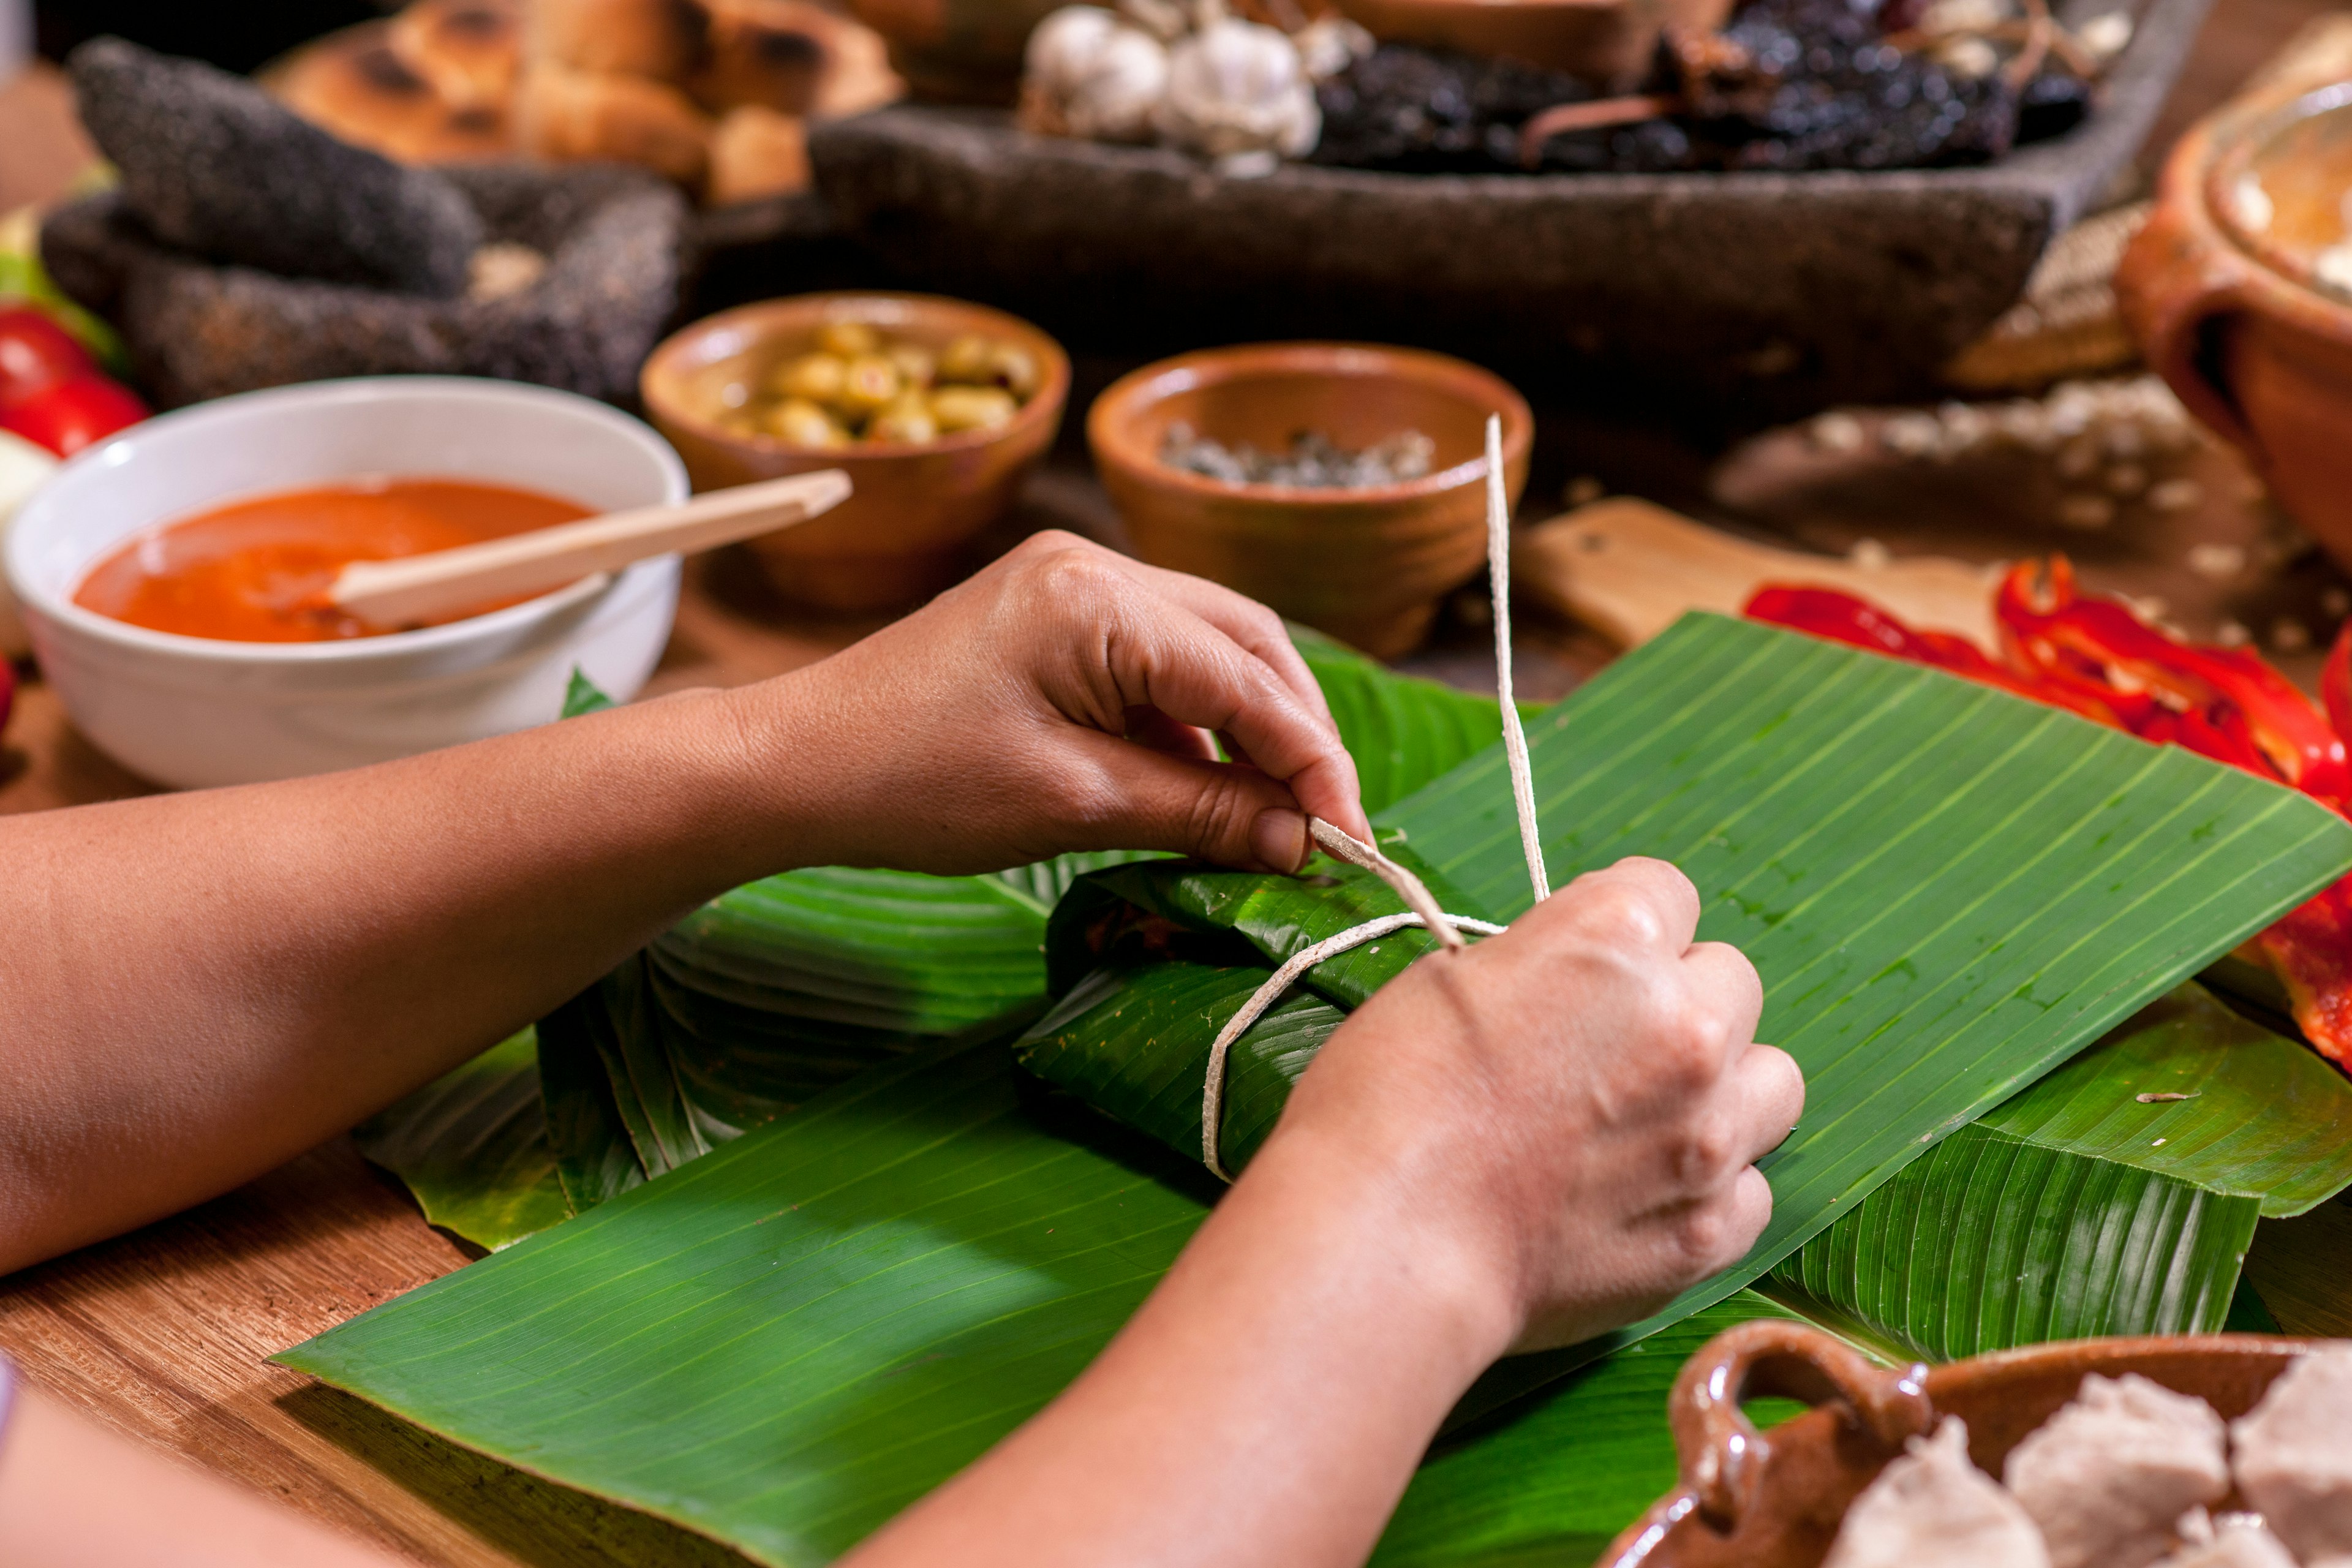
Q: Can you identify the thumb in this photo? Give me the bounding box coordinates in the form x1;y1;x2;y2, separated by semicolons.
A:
1061;727;1313;872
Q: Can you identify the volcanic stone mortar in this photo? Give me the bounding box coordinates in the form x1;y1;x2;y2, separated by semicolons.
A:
812;0;2211;420
71;38;483;298
42;162;687;409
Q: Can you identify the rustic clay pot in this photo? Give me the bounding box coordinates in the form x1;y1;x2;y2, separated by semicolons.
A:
1087;343;1531;660
2119;75;2352;575
1599;1319;2324;1568
1335;0;1734;88
640;292;1068;612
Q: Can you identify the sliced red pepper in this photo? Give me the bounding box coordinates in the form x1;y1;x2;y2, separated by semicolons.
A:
1743;582;2136;726
1996;558;2351;801
2256;878;2352;1071
2324;619;2352;752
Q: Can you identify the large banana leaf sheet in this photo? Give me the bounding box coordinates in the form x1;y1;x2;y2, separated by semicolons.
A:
291;615;2352;1564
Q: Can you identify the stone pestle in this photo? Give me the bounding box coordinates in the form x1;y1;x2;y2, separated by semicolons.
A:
67;37;483;299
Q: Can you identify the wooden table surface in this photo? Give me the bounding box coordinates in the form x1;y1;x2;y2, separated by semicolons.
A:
7;7;2352;1561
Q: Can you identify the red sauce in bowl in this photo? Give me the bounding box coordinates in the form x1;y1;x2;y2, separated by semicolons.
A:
74;477;594;643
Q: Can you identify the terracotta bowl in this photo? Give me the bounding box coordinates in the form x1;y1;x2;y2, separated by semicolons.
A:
1335;0;1734;86
1087;343;1532;660
640;292;1069;612
1600;1320;2328;1568
2119;76;2352;576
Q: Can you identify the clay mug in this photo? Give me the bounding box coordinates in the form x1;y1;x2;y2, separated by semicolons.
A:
2118;77;2352;572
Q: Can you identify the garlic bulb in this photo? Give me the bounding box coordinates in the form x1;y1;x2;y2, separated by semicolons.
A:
1292;15;1373;83
1019;7;1170;145
1154;17;1319;164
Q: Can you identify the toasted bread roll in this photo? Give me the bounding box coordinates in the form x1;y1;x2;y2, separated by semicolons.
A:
516;56;712;187
692;0;898;116
528;0;710;81
274;21;513;163
706;102;810;203
389;0;522;109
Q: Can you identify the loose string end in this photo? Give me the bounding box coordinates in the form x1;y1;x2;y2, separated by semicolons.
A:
1486;413;1551;906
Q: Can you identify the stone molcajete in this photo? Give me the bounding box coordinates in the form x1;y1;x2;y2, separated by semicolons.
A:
814;0;2213;417
43;39;686;408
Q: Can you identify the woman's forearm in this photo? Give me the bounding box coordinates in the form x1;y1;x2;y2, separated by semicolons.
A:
0;684;824;1270
0;533;1374;1274
0;1385;405;1567
845;1125;1514;1568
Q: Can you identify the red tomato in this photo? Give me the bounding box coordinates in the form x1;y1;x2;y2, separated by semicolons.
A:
0;372;148;456
0;306;94;408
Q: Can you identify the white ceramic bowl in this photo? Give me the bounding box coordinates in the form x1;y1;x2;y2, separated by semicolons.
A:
4;377;688;789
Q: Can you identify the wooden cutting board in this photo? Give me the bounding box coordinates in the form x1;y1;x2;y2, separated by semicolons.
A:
1515;497;2005;652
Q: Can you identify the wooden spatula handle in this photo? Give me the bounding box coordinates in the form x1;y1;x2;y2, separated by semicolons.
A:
330;469;853;627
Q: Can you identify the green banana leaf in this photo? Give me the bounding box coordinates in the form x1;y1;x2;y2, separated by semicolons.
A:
1765;982;2352;1360
1287;624;1526;812
295;1029;1823;1568
1021;616;2352;1409
1371;1295;1813;1568
351;1030;571;1252
288;615;2352;1567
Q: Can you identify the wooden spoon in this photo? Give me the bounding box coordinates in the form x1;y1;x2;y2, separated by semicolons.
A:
326;469;853;627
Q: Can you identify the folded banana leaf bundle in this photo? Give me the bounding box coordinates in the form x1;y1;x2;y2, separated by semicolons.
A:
312;616;2352;1565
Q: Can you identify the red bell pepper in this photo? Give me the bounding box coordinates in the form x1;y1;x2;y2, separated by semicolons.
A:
0;305;92;407
0;371;148;458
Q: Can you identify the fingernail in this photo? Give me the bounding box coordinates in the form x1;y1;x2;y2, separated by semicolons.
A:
1251;808;1307;872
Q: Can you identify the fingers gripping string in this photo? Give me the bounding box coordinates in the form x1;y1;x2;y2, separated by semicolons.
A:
1200;912;1506;1181
1308;819;1464;951
1201;410;1553;1182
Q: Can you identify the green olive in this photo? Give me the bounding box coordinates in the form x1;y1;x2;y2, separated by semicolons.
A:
763;396;848;448
930;385;1018;433
837;353;903;418
867;392;940;444
815;320;880;359
937;333;997;385
887;342;937;390
987;344;1040;400
768;352;846;404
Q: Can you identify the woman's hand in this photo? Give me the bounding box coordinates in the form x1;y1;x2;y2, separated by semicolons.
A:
1272;854;1806;1352
737;530;1371;876
848;856;1801;1568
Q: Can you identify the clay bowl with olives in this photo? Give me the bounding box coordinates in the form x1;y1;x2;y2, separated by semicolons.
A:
641;292;1069;612
1088;342;1531;659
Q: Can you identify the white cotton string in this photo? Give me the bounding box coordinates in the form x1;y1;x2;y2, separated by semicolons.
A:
1486;413;1550;905
1308;818;1464;950
1199;911;1508;1180
1199;409;1551;1180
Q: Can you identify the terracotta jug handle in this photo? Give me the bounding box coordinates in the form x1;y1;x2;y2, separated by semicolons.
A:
1667;1319;1933;1532
2115;185;2261;458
